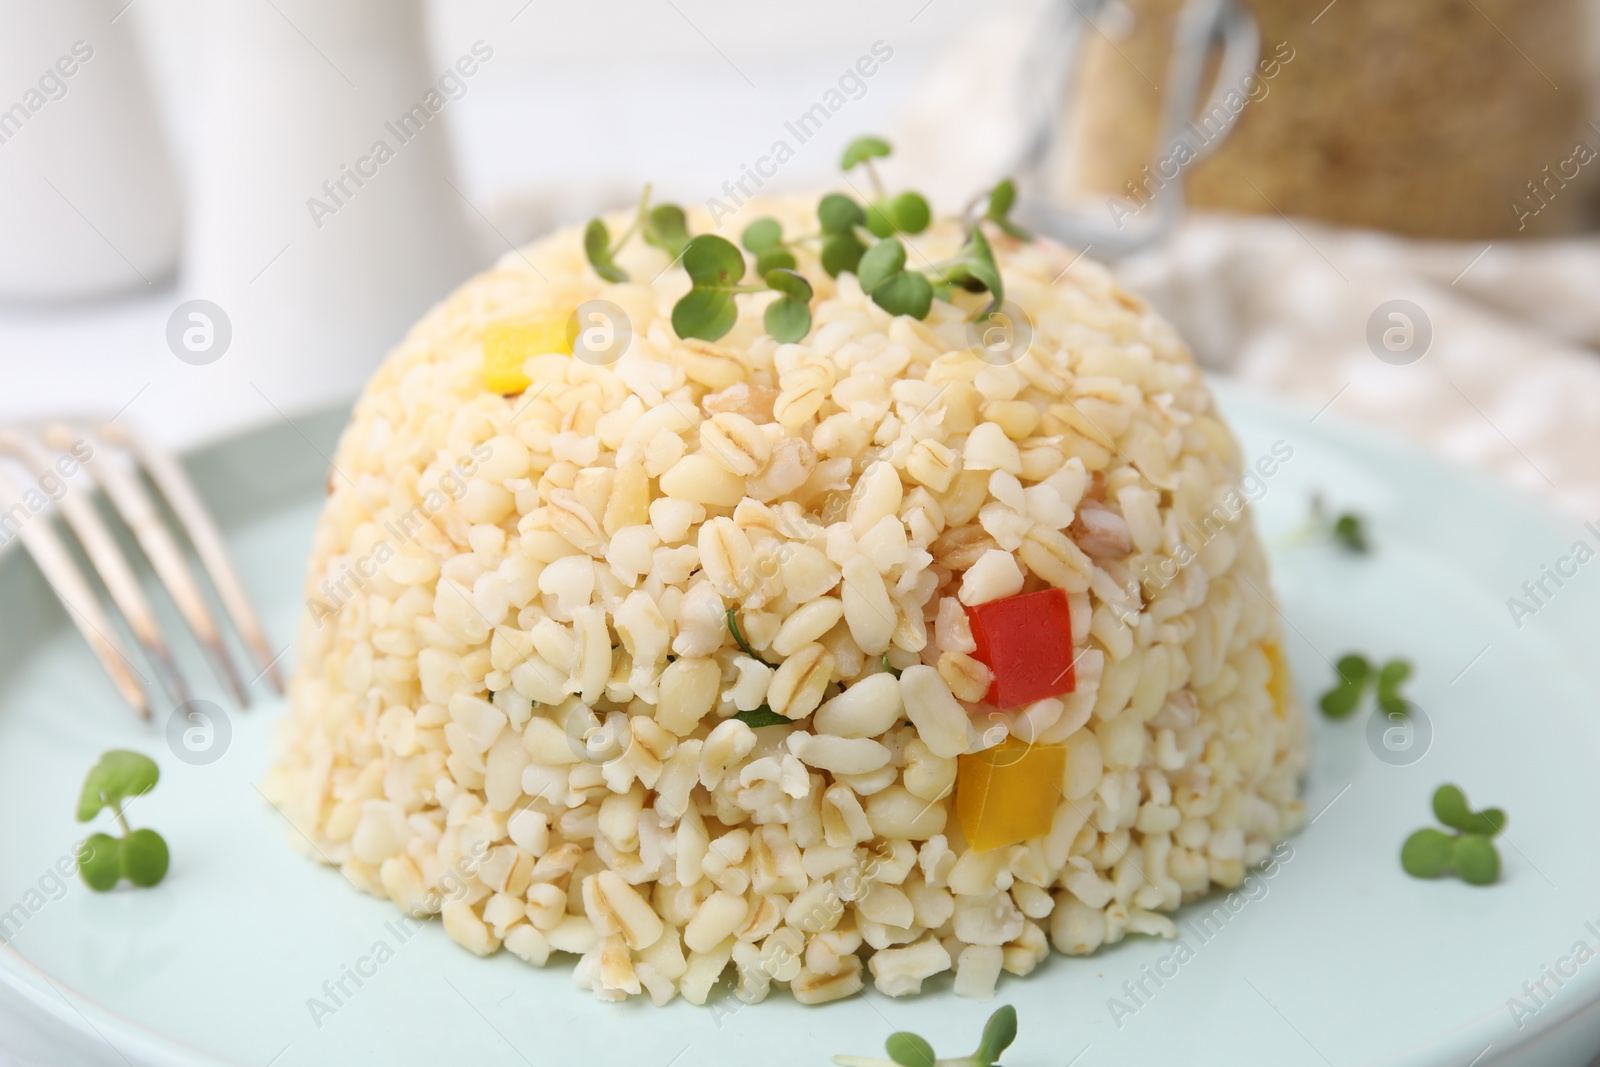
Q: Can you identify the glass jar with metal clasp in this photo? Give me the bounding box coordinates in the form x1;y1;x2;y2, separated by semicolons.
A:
1012;0;1596;249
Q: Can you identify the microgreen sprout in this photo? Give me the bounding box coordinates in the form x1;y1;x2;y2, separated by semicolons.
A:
880;652;902;679
764;268;815;343
75;750;169;891
672;234;748;341
834;1005;1018;1067
1331;511;1369;553
671;235;815;343
1318;652;1370;717
858;237;933;319
1318;652;1412;718
726;608;774;667
1301;493;1370;553
839;137;930;239
642;202;690;258
1432;783;1507;836
581;135;1031;347
733;707;791;729
741;217;797;273
941;226;1005;316
1402;784;1506;885
981;178;1031;240
583;218;629;283
583;183;660;283
818;193;868;277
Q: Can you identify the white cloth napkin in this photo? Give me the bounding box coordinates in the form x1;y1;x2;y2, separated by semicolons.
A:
1115;218;1600;520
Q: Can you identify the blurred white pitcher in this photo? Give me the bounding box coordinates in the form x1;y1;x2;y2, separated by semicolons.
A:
0;0;182;300
184;0;477;415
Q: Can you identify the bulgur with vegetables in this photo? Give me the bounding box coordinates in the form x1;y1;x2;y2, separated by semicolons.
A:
263;142;1309;1005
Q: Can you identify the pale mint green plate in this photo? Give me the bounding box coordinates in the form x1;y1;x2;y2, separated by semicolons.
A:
2;382;1599;1067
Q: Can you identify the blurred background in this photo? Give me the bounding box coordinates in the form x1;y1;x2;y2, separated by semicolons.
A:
3;0;1600;513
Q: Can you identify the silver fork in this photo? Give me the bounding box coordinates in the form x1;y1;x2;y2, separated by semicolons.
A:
0;421;283;720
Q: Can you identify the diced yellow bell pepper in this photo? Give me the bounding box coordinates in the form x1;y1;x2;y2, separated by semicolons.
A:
482;316;571;395
1265;640;1291;719
955;737;1068;853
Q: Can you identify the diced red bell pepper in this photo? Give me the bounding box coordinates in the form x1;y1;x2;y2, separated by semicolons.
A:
965;587;1076;708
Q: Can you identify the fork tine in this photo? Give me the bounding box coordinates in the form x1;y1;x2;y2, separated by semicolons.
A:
65;428;250;708
0;431;191;709
102;424;285;695
0;465;151;719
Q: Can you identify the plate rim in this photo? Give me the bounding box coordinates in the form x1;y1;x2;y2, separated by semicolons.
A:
1;377;1595;1067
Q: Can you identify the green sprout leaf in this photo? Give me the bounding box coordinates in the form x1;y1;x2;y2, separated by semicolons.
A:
741;217;784;253
642;204;690;258
1375;658;1412;716
957;227;1004;314
77;834;122;892
856;236;934;319
734;707;791;728
77;750;160;822
755;247;797;274
75;750;169;891
857;237;907;293
1433;783;1506;836
870;270;934;320
671;288;740;342
984;178;1032;240
122;828;171;887
1473;808;1509;837
840;135;892;171
1432;783;1473;830
866;192;932;238
834;1005;1019;1067
821;232;867;277
1320;652;1378;718
583;219;628;283
1400;828;1454;878
1453;834;1501;885
973;1005;1019;1065
1377;659;1412;693
726;608;774;667
764;268;814;341
1336;653;1373;688
884;1032;936;1067
681;233;746;288
672;235;748;341
1405;785;1507;886
819;193;866;235
880;652;902;679
987;178;1016;218
1332;511;1369;553
765;268;813;302
892;192;931;235
1318;681;1362;719
765;295;813;343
